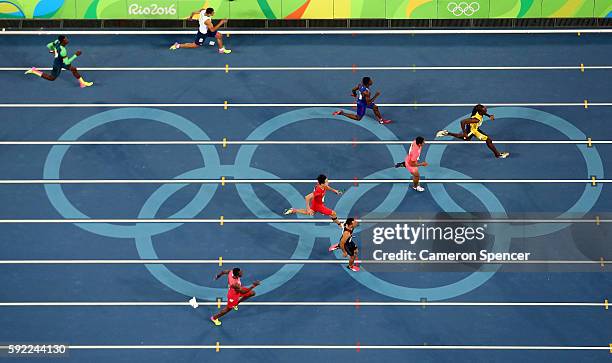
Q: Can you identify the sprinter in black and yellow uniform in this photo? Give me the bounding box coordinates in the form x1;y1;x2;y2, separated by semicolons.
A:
435;104;509;159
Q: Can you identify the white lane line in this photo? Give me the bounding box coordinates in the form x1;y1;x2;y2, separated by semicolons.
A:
0;259;607;265
0;102;610;108
0;344;603;351
0;140;607;145
5;66;612;71
0;218;607;224
3;28;612;35
0;179;607;184
0;301;604;307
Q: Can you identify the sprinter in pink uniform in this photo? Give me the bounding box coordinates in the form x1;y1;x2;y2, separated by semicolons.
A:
394;136;428;192
210;267;260;326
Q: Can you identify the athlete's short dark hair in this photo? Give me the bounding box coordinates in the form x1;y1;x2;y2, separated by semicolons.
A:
205;7;214;14
58;35;66;42
317;174;327;184
232;267;240;276
345;218;355;226
415;136;425;145
362;77;371;86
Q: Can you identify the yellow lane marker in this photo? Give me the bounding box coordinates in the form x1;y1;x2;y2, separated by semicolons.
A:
216;342;220;352
605;299;608;310
596;215;601;226
220;216;224;226
217;298;222;309
587;137;592;147
227;33;230;37
225;64;229;73
601;257;605;268
224;100;228;110
580;63;584;73
578;32;581;36
591;176;597;186
218;256;223;266
221;176;226;186
222;137;228;148
584;100;588;109
412;64;416;73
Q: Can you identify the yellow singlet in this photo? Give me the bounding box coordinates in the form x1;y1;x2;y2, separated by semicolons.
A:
467;113;488;141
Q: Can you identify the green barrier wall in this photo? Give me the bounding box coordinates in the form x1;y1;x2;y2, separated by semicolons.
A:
1;0;611;19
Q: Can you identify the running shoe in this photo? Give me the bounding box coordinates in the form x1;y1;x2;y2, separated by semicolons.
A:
210;316;221;326
283;208;294;215
218;48;232;54
169;42;179;50
347;265;360;272
413;185;425;192
498;152;510;159
332;111;343;116
328;243;340;252
79;81;93;88
378;119;392;125
24;67;38;75
436;130;448;138
394;162;404;168
189;297;199;308
233;306;239;311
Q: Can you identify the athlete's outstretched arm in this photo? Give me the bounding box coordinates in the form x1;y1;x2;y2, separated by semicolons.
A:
214;270;230;280
238;280;261;294
370;90;381;103
323;184;342;195
207;18;227;32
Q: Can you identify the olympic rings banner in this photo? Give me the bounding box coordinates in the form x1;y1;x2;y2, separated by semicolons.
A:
1;0;612;20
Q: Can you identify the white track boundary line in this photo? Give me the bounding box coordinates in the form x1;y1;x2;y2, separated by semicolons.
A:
3;28;612;35
0;140;607;145
0;344;605;351
0;179;606;184
0;301;604;307
0;179;608;184
1;102;611;108
4;65;612;71
0;259;607;264
0;218;607;224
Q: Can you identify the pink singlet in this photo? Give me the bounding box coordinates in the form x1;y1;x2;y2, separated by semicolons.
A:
405;140;422;174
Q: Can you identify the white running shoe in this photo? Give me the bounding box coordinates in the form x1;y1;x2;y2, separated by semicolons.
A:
169;42;179;50
413;185;425;192
498;152;510;159
189;297;199;308
436;130;448;138
283;208;294;215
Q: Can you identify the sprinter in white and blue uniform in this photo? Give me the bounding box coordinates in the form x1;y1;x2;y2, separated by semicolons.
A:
333;77;391;125
170;7;231;54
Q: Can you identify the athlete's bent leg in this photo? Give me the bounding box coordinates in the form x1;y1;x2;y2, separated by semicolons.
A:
485;138;502;158
411;170;420;188
334;110;363;121
330;211;342;228
69;66;81;79
212;306;232;320
216;33;224;49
